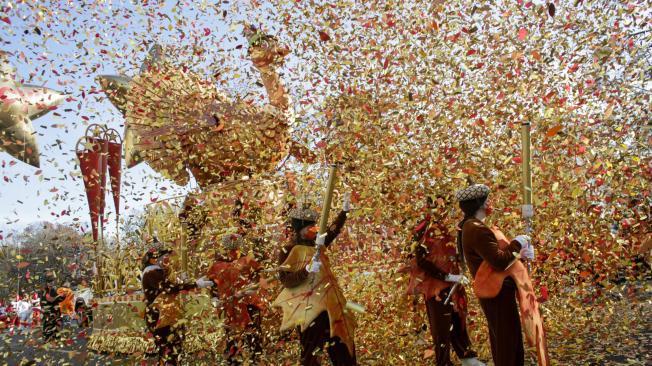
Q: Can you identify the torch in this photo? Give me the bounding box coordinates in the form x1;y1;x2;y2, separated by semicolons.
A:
306;164;339;275
521;121;534;271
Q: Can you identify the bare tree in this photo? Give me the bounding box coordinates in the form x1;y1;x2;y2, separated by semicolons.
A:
0;222;92;298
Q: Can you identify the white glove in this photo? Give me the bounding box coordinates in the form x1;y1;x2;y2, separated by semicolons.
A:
445;274;469;285
196;277;214;289
342;192;351;212
513;235;531;250
520;245;535;260
236;289;257;299
178;272;189;282
315;233;327;246
306;259;322;273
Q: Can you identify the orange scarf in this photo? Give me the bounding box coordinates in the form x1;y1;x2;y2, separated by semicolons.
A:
56;288;75;316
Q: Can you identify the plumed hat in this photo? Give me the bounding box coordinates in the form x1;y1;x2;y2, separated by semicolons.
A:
141;238;172;269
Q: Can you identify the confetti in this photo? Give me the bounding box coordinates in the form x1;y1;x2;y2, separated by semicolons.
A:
0;1;649;365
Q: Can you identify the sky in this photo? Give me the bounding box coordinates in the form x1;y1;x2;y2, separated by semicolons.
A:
1;0;649;242
0;1;288;239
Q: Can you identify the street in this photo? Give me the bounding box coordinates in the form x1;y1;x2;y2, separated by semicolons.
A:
0;326;149;366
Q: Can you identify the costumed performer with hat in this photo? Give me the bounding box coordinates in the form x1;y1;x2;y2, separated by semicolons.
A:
403;195;485;366
207;233;266;365
273;194;356;366
141;240;214;366
455;184;535;366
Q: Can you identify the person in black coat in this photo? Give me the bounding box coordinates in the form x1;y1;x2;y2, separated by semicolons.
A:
141;244;213;365
40;272;63;343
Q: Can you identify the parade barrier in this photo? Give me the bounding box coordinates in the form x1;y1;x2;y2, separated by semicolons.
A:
88;292;224;355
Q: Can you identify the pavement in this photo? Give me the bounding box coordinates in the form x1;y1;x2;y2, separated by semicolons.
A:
0;283;649;365
0;325;150;366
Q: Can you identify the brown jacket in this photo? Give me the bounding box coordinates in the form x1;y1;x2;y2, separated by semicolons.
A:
141;265;197;330
142;266;196;305
461;218;522;278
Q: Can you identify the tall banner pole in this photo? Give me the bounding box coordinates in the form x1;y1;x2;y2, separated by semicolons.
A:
17;241;21;295
307;164;339;275
99;214;104;292
521;121;551;365
180;227;188;274
521;121;533;269
116;217;121;292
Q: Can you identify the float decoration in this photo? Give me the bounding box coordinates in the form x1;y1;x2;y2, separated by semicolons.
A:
96;44;165;169
0;51;66;167
105;128;123;217
76;127;106;242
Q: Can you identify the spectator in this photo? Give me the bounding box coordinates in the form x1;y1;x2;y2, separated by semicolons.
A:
9;294;20;336
30;293;41;327
0;300;8;331
41;273;64;342
57;282;75;327
15;295;33;334
74;280;93;328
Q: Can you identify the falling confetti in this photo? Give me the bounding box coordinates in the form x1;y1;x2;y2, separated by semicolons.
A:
0;1;649;365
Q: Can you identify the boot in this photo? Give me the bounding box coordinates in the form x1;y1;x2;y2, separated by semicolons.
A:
461;357;486;366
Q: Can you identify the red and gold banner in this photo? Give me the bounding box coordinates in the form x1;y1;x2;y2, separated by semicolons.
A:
86;137;108;219
106;130;122;216
77;138;103;241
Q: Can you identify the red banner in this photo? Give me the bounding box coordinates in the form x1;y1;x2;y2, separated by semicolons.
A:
107;140;122;216
87;137;108;218
77;145;103;241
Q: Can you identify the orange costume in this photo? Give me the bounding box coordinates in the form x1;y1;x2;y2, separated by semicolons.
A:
273;210;356;366
473;228;550;366
207;231;265;365
208;254;266;330
273;245;355;354
401;213;478;366
404;216;461;300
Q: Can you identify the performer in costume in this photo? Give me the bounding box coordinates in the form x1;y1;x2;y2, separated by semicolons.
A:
40;272;64;343
31;292;42;328
273;195;356;366
208;234;265;365
141;243;214;365
404;196;484;366
456;184;535;366
14;294;33;334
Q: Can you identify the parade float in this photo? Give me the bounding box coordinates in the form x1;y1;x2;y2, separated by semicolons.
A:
1;1;648;364
85;26;310;354
0;51;66;167
88;201;222;354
